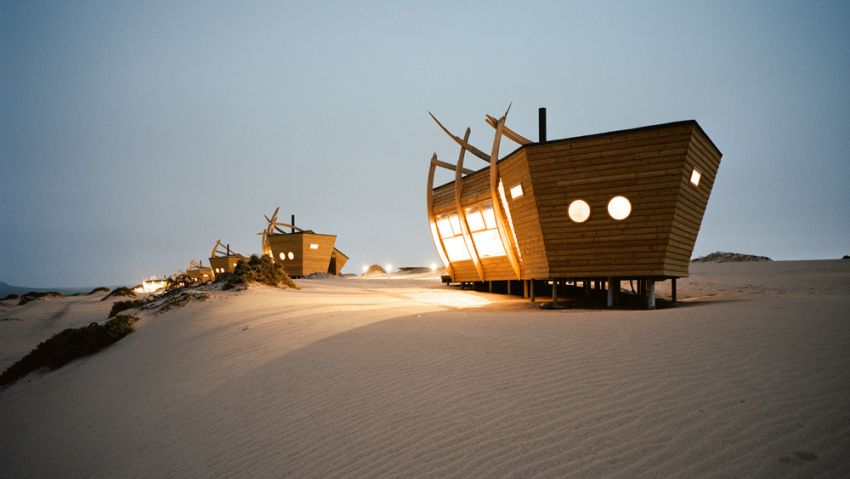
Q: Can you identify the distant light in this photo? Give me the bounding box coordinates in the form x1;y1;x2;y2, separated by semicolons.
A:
430;262;438;272
362;265;369;273
690;168;702;187
568;200;591;223
607;196;632;220
385;263;392;273
510;184;524;199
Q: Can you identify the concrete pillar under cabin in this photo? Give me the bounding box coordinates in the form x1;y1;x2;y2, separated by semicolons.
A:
671;278;677;303
645;281;656;309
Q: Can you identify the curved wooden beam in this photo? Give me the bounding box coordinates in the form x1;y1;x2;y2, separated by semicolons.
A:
427;153;453;278
489;115;522;279
428;112;490;162
272;222;305;234
485;114;532;145
210;239;222;259
454;128;485;282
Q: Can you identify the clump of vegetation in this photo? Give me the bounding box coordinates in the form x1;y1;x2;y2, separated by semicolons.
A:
218;254;298;290
109;299;147;318
88;287;111;295
2;294;19;301
692;252;772;263
19;291;64;306
100;287;136;301
0;315;138;388
144;290;210;314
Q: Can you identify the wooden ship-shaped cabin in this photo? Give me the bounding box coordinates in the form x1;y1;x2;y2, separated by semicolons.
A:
259;208;349;277
426;107;722;307
184;259;214;284
208;240;246;279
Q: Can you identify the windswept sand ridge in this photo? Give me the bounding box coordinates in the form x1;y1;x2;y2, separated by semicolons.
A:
1;261;849;477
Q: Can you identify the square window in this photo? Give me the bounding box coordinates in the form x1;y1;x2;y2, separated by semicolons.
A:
465;209;485;231
482;208;497;229
510;184;524;199
309;243;319;250
690;168;701;186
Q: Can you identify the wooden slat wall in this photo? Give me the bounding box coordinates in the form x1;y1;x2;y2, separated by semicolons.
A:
269;233;336;277
664;128;722;275
499;149;548;279
528;124;697;278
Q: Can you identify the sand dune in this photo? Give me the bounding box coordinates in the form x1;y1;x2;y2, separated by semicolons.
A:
1;261;849;477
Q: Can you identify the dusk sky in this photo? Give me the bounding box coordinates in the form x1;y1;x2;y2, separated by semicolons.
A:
2;0;849;287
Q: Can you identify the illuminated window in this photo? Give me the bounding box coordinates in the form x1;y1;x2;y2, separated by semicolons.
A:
568;200;591;223
279;252;286;261
466;202;506;258
288;251;295;260
436;213;471;261
510;184;524;199
607;196;632;220
309;243;319;250
465;208;485;231
690;168;701;186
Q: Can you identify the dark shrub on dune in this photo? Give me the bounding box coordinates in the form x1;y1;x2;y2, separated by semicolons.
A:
218;254;298;290
2;294;19;301
88;287;111;295
100;287;136;301
18;291;64;306
109;299;147;318
0;315;138;388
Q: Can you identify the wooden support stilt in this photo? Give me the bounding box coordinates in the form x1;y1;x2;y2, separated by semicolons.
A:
647;281;656;309
606;277;614;307
488;281;493;293
507;280;512;295
530;280;535;303
671;278;677;303
523;280;529;299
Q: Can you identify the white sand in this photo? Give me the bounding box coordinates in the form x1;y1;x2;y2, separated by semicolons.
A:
1;261;849;478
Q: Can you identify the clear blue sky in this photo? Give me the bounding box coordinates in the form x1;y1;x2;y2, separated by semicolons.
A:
2;0;849;287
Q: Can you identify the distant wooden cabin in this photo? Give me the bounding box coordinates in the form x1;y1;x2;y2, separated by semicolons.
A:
260;208;348;278
184;259;213;284
208;240;245;279
426;108;721;306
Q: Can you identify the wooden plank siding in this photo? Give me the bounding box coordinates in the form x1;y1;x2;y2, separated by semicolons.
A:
268;232;337;277
428;120;721;282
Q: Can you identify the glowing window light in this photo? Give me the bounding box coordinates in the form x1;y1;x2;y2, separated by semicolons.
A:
690;168;701;187
288;251;295;260
449;214;462;236
510;184;524;199
437;216;453;239
607;196;632;220
482;207;497;229
362;265;369;273
465;208;485;232
443;236;471;261
568;200;591;223
279;252;286;261
472;229;506;258
309;243;319;250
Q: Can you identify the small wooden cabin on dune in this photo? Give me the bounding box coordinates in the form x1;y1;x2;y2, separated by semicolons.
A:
184;259;214;284
260;207;349;278
209;240;246;279
426;107;722;307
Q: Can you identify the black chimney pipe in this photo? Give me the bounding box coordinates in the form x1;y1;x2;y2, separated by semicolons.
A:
291;214;295;233
538;107;547;142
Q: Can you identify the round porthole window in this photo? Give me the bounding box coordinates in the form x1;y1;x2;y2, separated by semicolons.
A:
288;251;294;260
607;196;632;220
279;252;286;261
568;200;591;223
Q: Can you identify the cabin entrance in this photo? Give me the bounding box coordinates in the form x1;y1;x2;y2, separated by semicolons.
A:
327;253;337;274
